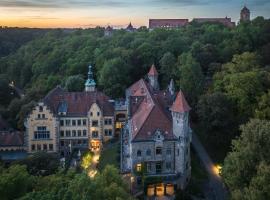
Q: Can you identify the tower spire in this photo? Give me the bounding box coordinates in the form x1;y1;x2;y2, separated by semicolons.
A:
85;65;96;92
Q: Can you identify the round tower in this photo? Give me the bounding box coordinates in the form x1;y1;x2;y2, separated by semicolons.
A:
148;64;159;90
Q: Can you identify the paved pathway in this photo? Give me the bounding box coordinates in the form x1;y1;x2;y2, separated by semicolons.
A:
191;132;228;200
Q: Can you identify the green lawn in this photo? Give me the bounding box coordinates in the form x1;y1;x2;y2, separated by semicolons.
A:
97;142;120;171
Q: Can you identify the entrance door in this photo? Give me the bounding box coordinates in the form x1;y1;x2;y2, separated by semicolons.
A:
91;140;101;151
156;183;165;196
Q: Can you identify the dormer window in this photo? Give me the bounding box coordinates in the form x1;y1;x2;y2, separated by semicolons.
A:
90;112;93;116
39;106;43;112
97;112;100;116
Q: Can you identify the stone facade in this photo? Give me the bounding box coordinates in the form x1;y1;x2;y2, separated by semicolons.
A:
121;65;192;195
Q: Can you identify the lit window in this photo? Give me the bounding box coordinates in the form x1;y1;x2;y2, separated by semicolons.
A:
136;163;142;172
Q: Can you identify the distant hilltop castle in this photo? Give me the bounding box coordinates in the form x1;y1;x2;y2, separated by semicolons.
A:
104;6;251;36
149;6;250;29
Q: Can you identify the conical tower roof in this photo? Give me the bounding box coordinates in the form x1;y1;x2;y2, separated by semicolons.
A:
148;64;158;76
171;90;191;112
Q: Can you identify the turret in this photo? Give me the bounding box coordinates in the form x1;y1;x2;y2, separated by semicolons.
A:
168;79;175;96
171;90;191;140
240;6;250;22
85;65;96;92
148;64;159;90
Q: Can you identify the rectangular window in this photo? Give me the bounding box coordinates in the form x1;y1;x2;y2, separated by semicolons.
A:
136;163;142;172
60;120;64;126
105;129;112;136
77;120;81;126
42;114;45;118
34;126;50;140
156;162;162;173
83;130;87;136
156;147;162;155
72;130;76;137
31;144;35;151
104;118;112;125
66;120;71;126
147;163;152;172
37;144;41;151
60;131;64;137
43;144;47;151
60;141;64;146
72;120;76;126
92;120;98;127
82;119;87;126
166;148;171;155
49;144;53;151
78;130;81;137
166;162;171;170
38;114;41;119
92;131;99;138
39;106;43;112
66;130;71;137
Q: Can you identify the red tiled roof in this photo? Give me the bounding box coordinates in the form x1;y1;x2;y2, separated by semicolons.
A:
127;79;177;141
193;18;235;28
148;64;158;76
43;86;114;116
149;19;189;28
0;131;24;147
171;90;191;113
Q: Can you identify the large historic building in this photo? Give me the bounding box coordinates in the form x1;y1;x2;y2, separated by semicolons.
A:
193;17;235;28
149;19;189;29
121;65;192;196
25;66;115;155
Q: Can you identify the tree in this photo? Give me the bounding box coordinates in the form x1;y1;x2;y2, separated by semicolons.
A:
255;90;270;120
159;52;176;88
0;165;34;200
177;52;204;107
222;119;270;200
197;92;237;142
16;152;60;176
213;52;268;119
98;58;131;98
65;75;85;92
20;165;133;200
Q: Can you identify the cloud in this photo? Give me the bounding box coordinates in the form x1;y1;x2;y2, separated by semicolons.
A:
0;0;129;8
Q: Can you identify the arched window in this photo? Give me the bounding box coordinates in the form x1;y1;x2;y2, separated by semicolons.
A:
146;149;151;156
137;150;142;157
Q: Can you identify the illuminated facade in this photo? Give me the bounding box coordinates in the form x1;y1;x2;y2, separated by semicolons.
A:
121;65;192;196
25;66;115;155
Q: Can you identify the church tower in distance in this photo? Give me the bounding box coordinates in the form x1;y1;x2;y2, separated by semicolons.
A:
240;6;250;22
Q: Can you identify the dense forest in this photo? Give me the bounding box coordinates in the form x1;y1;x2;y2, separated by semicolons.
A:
1;17;270;199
